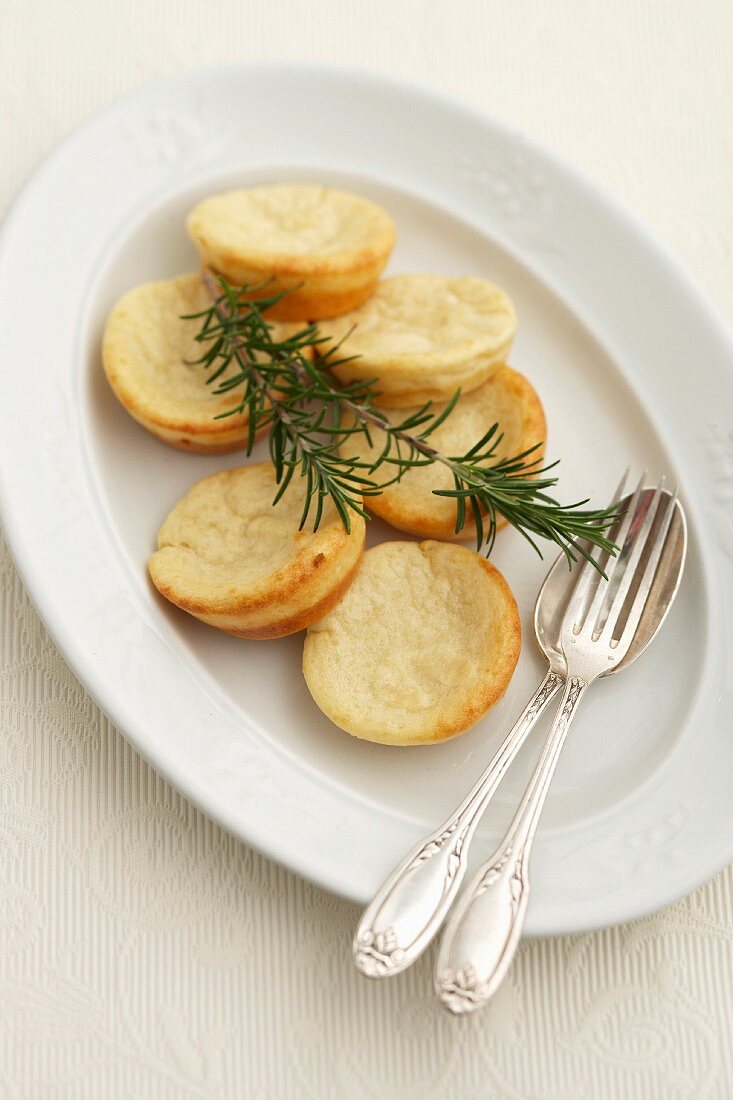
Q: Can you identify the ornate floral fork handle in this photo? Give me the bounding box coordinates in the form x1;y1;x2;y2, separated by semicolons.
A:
353;669;564;978
434;675;587;1012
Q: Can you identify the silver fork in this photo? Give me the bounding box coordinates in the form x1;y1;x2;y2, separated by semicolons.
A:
435;475;681;1014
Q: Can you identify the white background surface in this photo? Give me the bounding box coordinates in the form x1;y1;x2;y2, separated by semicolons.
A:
1;2;731;1097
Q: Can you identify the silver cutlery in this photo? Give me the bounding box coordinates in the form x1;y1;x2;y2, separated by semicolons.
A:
435;476;686;1014
353;475;624;979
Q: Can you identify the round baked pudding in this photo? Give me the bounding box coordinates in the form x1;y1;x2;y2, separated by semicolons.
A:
148;463;365;638
317;274;517;407
340;366;546;540
102;274;307;454
186;184;396;321
303;541;521;745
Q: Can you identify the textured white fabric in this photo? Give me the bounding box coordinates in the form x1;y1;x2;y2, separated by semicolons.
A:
1;2;732;1097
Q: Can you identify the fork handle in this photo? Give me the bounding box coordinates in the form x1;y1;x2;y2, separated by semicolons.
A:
352;669;564;978
435;675;588;1014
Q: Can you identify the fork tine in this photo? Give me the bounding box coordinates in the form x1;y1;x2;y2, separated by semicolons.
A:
609;469;647;557
560;467;635;636
572;469;643;635
610;487;678;651
597;478;667;642
582;470;650;636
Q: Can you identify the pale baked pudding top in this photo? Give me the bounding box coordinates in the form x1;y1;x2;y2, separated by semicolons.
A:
187;184;396;266
318;274;516;362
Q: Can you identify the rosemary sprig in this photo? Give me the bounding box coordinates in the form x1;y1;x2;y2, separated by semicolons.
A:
185;274;620;568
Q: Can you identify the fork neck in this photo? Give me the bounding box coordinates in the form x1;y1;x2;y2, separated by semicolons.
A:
508;675;589;853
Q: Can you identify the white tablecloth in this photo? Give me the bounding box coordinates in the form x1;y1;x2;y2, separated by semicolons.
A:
2;2;731;1096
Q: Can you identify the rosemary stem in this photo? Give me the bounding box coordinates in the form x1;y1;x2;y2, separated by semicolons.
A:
202;273;325;467
202;271;441;472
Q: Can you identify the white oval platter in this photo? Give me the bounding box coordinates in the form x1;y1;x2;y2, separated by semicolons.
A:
0;63;730;934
